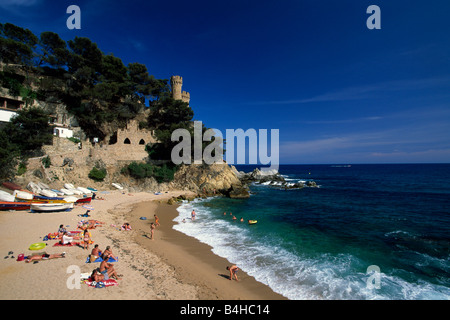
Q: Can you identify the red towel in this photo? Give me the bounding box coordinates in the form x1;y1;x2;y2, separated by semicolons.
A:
85;279;118;287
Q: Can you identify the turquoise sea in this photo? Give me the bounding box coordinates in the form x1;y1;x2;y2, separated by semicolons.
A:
174;164;450;300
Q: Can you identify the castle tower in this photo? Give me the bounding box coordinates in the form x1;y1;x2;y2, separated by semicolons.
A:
171;75;190;106
171;75;183;101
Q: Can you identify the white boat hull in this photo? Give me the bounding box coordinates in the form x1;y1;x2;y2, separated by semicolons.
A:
69;189;83;195
0;190;15;202
63;196;78;203
31;202;74;212
39;189;58;198
27;182;41;194
64;183;75;190
13;190;33;201
77;187;91;194
112;183;123;190
60;188;74;195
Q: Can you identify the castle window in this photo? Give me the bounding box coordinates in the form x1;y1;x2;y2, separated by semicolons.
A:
139;139;145;145
124;138;131;144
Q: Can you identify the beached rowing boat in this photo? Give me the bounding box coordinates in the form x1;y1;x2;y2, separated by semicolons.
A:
0;201;32;211
112;183;123;190
60;188;74;195
32;195;78;203
76;196;92;204
2;181;23;191
13;190;33;201
30;202;74;212
51;189;65;196
27;182;41;194
69;188;83;195
64;183;75;190
0;190;15;202
77;187;91;194
39;189;58;198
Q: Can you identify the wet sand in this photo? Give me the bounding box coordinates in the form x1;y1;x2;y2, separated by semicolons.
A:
129;200;287;300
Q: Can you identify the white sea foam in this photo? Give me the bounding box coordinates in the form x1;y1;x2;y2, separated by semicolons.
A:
173;200;450;300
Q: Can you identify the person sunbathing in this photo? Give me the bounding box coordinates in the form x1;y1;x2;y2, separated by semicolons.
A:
61;232;74;245
101;246;117;261
25;252;66;263
89;245;102;262
99;258;121;280
78;220;104;230
58;224;67;237
121;223;132;231
90;268;105;282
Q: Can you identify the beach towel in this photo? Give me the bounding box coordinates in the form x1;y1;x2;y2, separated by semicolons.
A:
84;279;118;288
85;256;118;263
53;242;80;247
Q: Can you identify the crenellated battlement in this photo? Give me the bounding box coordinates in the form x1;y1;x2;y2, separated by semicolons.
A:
171;75;190;106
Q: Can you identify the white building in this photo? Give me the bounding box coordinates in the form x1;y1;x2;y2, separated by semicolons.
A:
53;126;73;138
0;108;17;123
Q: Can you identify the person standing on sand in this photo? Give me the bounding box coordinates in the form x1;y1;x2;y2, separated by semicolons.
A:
83;228;92;250
154;214;160;227
226;265;239;281
150;222;156;240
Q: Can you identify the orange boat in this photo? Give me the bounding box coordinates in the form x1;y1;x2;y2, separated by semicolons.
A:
0;201;32;211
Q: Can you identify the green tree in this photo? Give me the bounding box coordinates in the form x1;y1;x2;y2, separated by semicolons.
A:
3;107;52;157
0;129;19;179
0;22;38;65
38;31;68;68
146;97;194;160
88;167;107;182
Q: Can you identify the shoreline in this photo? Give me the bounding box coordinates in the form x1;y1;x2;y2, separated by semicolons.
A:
129;200;287;300
0;190;286;300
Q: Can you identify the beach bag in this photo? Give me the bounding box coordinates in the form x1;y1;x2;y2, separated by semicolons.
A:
16;254;24;262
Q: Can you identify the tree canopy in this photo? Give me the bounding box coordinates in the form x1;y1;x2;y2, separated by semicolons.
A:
0;22;170;141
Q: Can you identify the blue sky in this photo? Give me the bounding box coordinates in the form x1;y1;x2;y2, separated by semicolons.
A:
1;0;450;164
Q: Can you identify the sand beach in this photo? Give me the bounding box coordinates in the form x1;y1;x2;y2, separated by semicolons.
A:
0;190;286;300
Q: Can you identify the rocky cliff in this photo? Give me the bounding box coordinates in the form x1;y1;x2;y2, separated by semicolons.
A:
169;163;250;198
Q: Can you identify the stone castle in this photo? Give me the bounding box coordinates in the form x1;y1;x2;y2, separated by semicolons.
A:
170;75;190;106
21;75;191;181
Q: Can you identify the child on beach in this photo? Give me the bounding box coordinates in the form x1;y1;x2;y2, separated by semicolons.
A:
154;214;160;227
82;229;92;250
